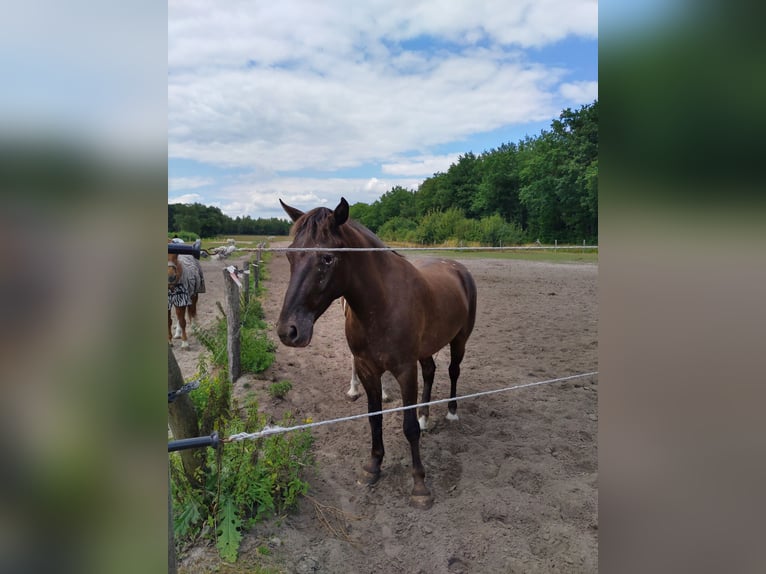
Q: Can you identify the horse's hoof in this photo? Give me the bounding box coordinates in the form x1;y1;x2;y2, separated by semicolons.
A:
410;493;434;510
418;415;429;431
345;392;360;402
446;412;459;422
357;469;381;486
181;341;190;349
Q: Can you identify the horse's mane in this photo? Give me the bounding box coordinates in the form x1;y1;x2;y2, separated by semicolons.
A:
292;207;395;252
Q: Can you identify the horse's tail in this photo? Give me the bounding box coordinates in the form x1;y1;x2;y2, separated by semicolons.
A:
462;269;478;339
188;293;199;322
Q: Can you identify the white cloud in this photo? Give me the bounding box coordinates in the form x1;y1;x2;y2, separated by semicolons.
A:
168;0;597;207
168;176;214;191
192;175;422;219
559;81;599;103
382;154;461;176
168;55;563;171
168;1;597;70
168;193;203;204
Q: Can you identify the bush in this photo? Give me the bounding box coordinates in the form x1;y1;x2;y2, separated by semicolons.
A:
377;216;418;242
268;380;292;399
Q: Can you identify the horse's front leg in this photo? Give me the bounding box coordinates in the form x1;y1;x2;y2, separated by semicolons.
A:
175;306;189;348
394;362;433;509
356;358;384;484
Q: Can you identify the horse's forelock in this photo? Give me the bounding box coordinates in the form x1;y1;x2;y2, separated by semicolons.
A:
292;207;347;245
291;206;387;249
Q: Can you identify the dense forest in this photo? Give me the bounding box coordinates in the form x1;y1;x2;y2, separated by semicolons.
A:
350;101;597;244
168;203;291;238
169;101;597;244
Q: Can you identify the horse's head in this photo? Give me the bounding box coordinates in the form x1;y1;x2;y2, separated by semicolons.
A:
276;197;351;347
168;253;181;287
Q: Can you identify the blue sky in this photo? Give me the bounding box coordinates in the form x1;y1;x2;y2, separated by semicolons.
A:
168;0;598;220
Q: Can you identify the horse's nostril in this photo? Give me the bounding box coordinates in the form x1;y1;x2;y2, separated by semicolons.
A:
288;325;298;341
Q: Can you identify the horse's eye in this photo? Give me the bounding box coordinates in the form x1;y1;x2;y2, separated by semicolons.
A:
321;254;334;265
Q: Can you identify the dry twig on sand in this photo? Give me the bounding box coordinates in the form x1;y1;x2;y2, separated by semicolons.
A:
305;495;360;546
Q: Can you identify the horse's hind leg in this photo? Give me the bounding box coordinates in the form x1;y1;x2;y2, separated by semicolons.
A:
188;294;198;329
347;358;389;401
346;359;362;400
447;337;467;421
417;356;436;430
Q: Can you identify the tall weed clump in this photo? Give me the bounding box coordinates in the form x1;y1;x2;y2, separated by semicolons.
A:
172;254;312;563
171;368;313;562
194;292;277;375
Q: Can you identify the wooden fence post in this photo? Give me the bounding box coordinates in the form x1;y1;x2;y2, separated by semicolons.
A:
254;242;263;291
168;467;177;574
168;345;202;574
167;346;203;488
223;266;242;383
243;266;251;306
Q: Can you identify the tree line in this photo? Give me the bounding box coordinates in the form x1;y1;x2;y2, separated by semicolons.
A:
350;101;597;245
169;101;596;244
168;203;291;238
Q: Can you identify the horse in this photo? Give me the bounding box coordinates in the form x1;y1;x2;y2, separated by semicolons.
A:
276;197;477;509
168;250;206;348
341;297;392;403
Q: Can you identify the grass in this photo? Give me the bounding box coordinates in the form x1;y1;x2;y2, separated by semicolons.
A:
406;248;599;264
199;235;597;264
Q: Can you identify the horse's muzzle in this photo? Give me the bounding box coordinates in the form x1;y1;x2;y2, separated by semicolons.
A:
277;317;313;347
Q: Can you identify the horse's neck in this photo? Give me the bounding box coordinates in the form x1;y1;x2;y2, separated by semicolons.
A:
342;251;402;324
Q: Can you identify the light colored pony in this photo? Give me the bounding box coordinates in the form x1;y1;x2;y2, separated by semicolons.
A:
168;252;206;348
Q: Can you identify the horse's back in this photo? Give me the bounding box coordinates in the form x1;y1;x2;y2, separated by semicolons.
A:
410;257;477;349
413;257;475;309
179;254;205;294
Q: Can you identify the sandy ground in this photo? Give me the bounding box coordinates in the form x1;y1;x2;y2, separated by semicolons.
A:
172;245;598;573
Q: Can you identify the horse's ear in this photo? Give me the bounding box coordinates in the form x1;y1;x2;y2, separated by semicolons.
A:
333;197;349;227
280;199;304;222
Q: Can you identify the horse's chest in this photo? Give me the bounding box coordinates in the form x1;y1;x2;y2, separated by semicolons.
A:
345;322;416;367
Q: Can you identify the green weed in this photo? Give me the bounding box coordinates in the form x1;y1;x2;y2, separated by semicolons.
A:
268;380;292;400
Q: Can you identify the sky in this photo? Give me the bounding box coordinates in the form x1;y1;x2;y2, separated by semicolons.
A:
168;0;598;220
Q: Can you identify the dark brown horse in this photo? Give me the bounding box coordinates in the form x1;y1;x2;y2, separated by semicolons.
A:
277;197;477;508
168;251;205;348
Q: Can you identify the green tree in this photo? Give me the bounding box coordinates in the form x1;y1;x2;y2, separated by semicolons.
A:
444;153;481;217
473;143;524;226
